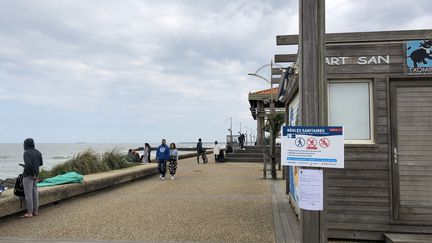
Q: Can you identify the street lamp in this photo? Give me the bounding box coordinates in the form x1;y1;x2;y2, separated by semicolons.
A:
249;60;284;178
248;60;284;113
226;117;233;145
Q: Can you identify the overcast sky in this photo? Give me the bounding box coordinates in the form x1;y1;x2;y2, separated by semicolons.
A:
0;0;431;143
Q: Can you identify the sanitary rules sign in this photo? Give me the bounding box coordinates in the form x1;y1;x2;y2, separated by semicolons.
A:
281;126;344;168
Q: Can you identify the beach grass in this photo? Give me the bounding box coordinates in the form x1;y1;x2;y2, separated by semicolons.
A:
101;149;129;170
38;149;139;180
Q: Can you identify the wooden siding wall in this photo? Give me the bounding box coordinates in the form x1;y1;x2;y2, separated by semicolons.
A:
324;42;432;241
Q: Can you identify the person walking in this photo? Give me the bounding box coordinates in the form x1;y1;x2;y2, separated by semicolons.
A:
169;143;179;180
147;143;152;163
238;133;245;150
156;139;170;180
197;138;204;164
213;141;220;163
143;143;150;163
21;138;43;218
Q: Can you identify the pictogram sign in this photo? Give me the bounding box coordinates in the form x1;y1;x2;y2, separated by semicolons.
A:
281;126;344;168
307;138;317;150
295;137;305;147
319;138;330;148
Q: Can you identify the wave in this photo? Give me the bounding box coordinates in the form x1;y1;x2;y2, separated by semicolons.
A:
50;156;70;159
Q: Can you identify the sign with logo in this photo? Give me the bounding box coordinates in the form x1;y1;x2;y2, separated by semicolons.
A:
406;40;432;74
281;126;344;168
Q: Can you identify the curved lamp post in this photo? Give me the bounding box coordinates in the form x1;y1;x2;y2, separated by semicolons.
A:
248;60;284;179
248;60;284;113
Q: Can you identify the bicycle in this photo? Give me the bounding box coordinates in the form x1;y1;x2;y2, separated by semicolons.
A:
201;152;208;164
197;149;208;164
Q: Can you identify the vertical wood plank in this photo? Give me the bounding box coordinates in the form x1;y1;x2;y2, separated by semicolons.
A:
299;0;327;242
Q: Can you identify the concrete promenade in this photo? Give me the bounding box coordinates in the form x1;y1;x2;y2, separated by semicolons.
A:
0;157;276;243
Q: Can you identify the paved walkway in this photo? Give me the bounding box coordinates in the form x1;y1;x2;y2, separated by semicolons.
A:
0;157;277;243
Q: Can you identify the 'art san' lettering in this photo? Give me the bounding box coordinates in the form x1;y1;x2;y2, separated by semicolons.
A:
325;55;390;65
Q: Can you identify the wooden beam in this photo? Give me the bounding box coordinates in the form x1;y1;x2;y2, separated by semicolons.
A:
275;54;298;63
277;29;432;45
272;68;284;75
271;77;281;84
299;0;327;242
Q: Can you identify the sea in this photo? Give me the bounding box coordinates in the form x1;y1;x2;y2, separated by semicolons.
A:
0;142;217;180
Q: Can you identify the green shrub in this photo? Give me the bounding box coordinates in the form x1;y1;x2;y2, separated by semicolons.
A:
50;161;73;176
50;149;109;176
38;169;52;180
101;149;128;170
42;148;139;180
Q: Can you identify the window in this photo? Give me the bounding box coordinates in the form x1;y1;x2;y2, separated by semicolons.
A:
328;81;373;143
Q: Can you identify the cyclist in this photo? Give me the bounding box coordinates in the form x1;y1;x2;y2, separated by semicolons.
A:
196;138;208;164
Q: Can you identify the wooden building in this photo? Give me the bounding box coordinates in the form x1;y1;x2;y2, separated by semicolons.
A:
277;29;432;241
248;87;285;145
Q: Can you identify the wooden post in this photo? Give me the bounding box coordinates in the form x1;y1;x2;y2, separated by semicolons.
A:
299;0;327;242
285;104;290;193
257;101;265;145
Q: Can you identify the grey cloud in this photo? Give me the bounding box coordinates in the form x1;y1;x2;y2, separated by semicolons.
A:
326;0;432;32
0;0;430;142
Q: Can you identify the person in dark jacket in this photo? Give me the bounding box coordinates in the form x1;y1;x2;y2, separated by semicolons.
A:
21;138;43;218
225;143;233;153
238;133;245;149
156;139;170;180
196;138;204;164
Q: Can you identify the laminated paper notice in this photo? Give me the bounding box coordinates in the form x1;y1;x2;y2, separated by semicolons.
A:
299;169;323;211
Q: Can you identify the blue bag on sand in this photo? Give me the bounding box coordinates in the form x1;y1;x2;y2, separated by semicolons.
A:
37;172;84;187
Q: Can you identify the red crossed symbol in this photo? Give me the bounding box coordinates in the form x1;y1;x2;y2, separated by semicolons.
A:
319;138;330;148
307;138;317;149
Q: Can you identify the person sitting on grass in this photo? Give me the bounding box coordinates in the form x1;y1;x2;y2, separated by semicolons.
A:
126;149;135;162
126;149;140;162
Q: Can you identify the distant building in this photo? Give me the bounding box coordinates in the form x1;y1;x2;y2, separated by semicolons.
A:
248;87;285;145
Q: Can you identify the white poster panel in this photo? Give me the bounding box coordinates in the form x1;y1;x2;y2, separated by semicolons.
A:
281;126;344;168
299;169;323;211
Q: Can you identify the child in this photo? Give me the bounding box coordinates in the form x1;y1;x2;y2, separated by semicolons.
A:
169;143;179;180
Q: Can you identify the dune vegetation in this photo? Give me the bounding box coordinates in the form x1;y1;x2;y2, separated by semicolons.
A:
38;149;139;180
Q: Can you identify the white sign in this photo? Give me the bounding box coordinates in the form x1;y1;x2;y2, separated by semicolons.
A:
299;169;323;211
281;126;344;168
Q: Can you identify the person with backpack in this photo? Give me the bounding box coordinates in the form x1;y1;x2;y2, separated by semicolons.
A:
21;138;43;218
156;139;170;180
